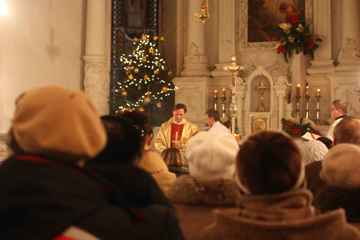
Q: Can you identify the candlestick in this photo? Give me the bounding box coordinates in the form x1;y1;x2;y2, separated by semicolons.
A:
315;88;321;123
316;88;321;97
296;84;301;98
213;89;218;111
305;83;310;97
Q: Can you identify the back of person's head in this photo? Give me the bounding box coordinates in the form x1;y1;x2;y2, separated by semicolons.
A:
206;109;220;122
10;85;106;162
236;131;303;194
334;116;360;145
185;131;239;182
95;111;150;165
316;136;333;149
174;103;187;113
332;99;347;114
321;144;360;188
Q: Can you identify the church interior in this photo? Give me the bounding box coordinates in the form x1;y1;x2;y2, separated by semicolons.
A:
1;0;360;239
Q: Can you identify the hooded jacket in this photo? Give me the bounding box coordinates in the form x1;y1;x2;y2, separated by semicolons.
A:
200;189;360;240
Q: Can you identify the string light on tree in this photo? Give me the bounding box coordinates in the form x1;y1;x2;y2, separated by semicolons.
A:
115;34;176;112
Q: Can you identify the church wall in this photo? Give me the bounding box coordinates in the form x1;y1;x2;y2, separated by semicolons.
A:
0;0;85;133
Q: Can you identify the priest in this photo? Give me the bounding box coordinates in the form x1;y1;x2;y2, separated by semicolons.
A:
154;103;198;153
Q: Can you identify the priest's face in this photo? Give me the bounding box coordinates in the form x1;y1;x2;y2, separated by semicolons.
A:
173;109;185;123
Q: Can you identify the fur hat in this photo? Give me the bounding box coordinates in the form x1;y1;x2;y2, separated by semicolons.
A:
12;86;106;159
321;143;360;188
185;131;239;182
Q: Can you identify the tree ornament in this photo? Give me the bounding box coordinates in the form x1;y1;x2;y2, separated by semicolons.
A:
162;86;169;92
128;74;134;80
121;90;128;96
144;74;150;81
144;96;151;104
156;102;162;108
149;47;155;54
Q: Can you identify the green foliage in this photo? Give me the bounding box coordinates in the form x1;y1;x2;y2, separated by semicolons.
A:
275;14;322;62
114;34;175;113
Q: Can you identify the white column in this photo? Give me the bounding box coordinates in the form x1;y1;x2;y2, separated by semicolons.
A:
337;0;360;67
308;0;334;73
83;0;109;114
181;0;209;76
212;0;236;77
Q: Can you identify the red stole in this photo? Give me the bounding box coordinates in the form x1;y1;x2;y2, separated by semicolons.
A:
170;123;184;147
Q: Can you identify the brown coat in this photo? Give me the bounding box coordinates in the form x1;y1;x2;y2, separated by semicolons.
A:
168;175;240;206
200;189;360;240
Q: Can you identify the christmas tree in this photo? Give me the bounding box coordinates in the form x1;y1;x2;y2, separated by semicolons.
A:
114;34;176;113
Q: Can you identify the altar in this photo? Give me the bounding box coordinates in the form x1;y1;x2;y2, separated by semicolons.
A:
171;0;360;137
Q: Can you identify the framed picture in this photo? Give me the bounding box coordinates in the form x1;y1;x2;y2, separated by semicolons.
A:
238;0;313;49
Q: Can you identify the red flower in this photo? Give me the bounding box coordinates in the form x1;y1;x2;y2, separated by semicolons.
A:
306;38;315;50
291;128;302;136
277;45;285;54
287;14;299;25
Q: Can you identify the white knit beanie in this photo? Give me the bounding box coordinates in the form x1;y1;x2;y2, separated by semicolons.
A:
321;143;360;188
12;86;106;159
295;139;328;165
185;131;239;182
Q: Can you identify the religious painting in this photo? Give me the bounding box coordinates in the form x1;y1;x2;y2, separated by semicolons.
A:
248;0;305;42
238;0;312;49
251;117;268;133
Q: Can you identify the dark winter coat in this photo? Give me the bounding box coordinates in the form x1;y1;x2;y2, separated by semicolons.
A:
0;155;182;240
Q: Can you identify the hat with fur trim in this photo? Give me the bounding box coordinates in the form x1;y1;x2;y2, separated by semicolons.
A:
321;143;360;188
185;131;239;182
12;86;106;159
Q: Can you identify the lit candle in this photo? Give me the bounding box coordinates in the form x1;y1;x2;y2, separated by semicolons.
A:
214;89;218;98
296;84;301;98
305;84;309;96
222;88;226;98
316;88;321;97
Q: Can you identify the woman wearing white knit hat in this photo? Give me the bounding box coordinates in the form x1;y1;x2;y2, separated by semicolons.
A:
200;131;360;240
168;130;240;205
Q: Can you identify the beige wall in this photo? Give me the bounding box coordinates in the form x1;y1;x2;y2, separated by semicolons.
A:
0;0;85;133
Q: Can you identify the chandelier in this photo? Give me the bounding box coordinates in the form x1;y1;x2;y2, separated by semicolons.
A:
194;0;209;24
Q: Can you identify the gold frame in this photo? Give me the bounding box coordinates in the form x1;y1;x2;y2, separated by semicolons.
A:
237;0;313;49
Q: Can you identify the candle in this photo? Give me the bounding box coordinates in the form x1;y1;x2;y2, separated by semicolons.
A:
214;89;218;98
222;88;226;98
305;84;309;96
296;84;301;98
316;88;321;97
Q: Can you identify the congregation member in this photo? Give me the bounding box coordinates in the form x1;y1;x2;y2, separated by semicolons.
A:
206;109;229;133
154;103;198;153
327;99;347;141
306;116;360;199
201;131;360;240
86;113;172;208
316;144;360;222
0;86;183;240
168;129;239;205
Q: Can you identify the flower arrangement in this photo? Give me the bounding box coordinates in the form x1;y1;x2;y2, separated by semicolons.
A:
275;4;322;62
